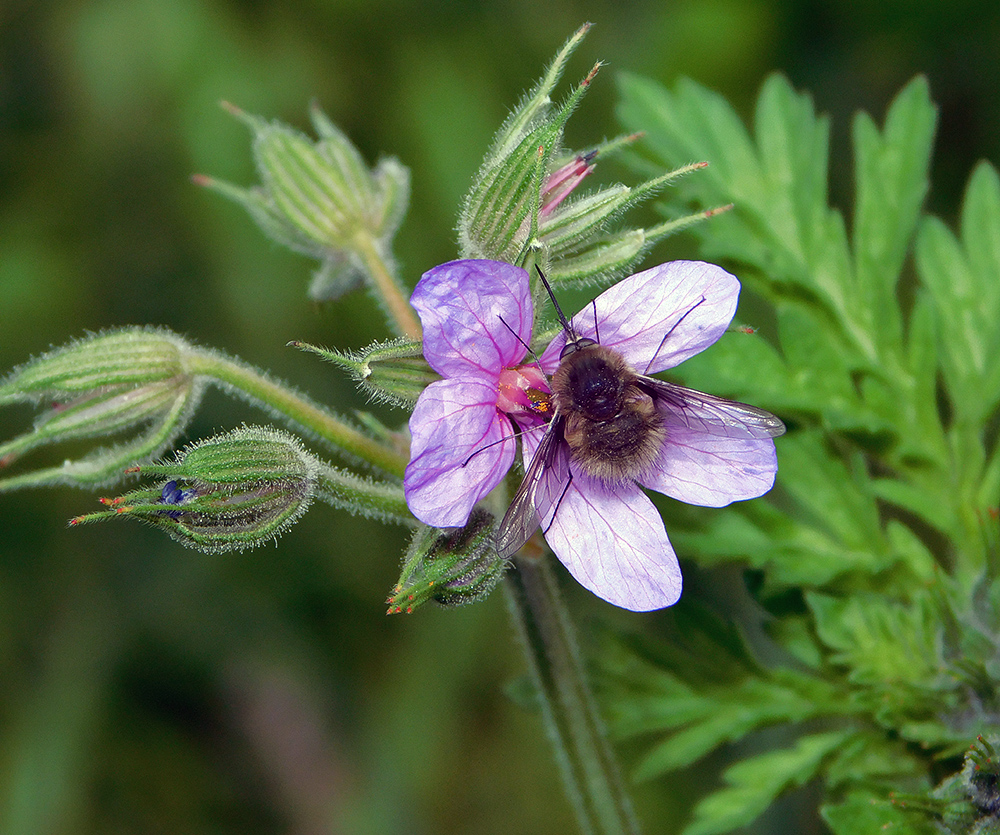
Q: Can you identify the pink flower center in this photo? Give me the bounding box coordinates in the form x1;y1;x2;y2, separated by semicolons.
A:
497;364;551;425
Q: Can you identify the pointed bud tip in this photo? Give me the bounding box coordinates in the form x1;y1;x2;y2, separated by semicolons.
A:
706;202;735;217
581;62;602;86
191;173;214;188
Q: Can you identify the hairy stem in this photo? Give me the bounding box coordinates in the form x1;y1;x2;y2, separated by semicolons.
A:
185;350;408;478
504;554;642;835
354;233;422;340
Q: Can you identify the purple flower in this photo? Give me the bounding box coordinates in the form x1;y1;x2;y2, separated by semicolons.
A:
404;259;780;611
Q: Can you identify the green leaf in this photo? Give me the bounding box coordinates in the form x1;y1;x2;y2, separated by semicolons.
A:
822;790;935;835
807;591;945;687
851;77;935;366
683;731;850;835
629;674;842;780
915;162;1000;425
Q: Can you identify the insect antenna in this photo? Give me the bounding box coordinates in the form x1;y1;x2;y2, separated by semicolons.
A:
534;267;575;336
497;314;542;367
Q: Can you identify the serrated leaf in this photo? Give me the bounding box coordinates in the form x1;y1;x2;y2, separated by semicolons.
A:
915;162;1000;424
683;731;849;835
851;77;935;366
629;673;841;780
618;72;862;347
822;790;935;835
775;431;885;552
807;592;944;687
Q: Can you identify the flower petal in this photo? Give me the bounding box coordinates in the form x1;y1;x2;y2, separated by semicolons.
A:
405;377;515;526
412;260;533;379
540;261;739;373
533;442;682;611
640;409;778;507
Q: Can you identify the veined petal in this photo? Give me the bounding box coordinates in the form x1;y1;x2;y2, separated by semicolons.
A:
640;411;778;507
412;260;533;379
540;261;738;373
534;443;682;611
405;377;515;526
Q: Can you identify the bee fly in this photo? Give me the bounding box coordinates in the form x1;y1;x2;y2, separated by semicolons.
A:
495;269;786;558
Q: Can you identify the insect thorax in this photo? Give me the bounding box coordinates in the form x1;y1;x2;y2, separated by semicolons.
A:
554;346;667;483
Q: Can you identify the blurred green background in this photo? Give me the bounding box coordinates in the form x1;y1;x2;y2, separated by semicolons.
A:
1;1;998;833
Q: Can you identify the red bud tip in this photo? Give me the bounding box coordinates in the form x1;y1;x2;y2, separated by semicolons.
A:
581;62;602;86
124;465;141;474
219;100;242;116
705;203;735;217
190;173;214;187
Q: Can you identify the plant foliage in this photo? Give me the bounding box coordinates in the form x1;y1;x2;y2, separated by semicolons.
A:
598;71;1000;834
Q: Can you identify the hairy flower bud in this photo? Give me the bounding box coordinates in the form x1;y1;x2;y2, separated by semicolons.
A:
0;328;202;491
198;102;410;304
70;426;319;553
456;23;724;287
387;509;505;613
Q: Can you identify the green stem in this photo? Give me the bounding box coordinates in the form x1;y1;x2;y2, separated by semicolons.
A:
185;349;408;479
315;462;412;525
504;554;642;835
354;233;422;340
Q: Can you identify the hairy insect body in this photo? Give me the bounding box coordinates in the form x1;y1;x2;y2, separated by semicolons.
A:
494;269;786;560
552;343;667;483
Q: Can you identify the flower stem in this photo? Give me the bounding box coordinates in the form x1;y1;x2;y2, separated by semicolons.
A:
354;233;422;340
504;554;642;835
185;349;408;478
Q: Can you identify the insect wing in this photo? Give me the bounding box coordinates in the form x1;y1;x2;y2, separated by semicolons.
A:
495;416;564;558
640;377;786;439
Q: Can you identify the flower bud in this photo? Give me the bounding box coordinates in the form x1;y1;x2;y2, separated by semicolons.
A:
0;328;201;491
456;24;724;287
387;509;505;613
199;102;410;304
289;338;435;409
70;426;318;553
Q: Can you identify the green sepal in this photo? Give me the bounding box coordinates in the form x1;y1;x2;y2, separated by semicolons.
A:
201;102;410;305
70;426;319;553
387;509;504;613
0;328;188;401
290;338;432;409
0;329;202;491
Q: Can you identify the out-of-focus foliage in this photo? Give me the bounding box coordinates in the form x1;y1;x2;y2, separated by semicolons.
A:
594;68;1000;834
2;1;1000;833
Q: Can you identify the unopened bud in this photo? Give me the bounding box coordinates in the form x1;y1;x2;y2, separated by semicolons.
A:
0;328;201;490
457;24;723;286
70;426;318;553
199;102;410;304
387;509;505;613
